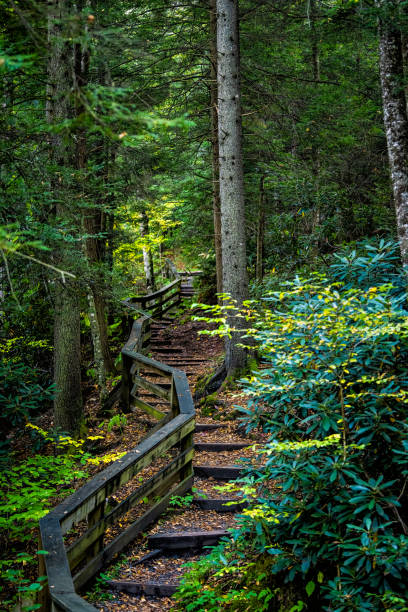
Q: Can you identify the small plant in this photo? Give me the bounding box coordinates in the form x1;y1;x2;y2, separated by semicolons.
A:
1;551;48;611
85;573;114;603
106;413;127;434
169;490;196;509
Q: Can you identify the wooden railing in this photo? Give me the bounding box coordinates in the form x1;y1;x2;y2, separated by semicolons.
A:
39;280;195;611
123;278;182;320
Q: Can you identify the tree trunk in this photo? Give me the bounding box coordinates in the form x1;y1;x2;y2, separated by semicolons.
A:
47;0;83;435
256;174;266;282
210;0;223;296
74;7;115;384
309;0;321;242
140;209;156;292
217;0;248;373
378;11;408;268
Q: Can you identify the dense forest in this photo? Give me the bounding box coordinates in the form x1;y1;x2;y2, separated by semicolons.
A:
2;0;408;610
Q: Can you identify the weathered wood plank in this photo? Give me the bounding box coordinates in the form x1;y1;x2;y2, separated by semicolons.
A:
138;412;173;442
130;279;181;304
154;295;180;317
131;393;166;420
194;465;244;480
173;372;195;415
195;442;251;451
56;414;194;532
195;423;229;431
194;497;248;512
50;592;98;611
121;350;175;376
132;375;170;401
123;317;150;353
39;517;75;595
67;448;194;570
148;529;229;550
73;475;194;590
106;580;178;597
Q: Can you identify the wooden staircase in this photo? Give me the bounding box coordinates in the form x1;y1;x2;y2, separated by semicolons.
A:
98;275;257;608
39;270;259;612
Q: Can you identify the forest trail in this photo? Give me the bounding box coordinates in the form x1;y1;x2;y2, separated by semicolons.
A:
93;277;262;611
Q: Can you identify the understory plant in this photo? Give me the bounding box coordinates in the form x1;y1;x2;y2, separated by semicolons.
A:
180;241;408;611
0;424;125;610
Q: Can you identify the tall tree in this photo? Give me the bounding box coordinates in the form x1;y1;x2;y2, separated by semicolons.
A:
378;1;408;268
140;209;156;292
217;0;248;373
47;0;83;434
210;0;223;296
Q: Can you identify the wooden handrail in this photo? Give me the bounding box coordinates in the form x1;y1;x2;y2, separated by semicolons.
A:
39;280;195;611
129;278;181;305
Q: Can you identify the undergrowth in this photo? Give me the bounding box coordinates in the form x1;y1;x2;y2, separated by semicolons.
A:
179;240;408;611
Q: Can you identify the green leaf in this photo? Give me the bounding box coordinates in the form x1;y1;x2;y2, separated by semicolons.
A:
306;581;315;597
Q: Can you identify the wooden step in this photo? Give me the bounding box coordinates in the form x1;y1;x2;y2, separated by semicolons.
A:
107;580;178;597
194;496;247;512
148;529;229;550
195;442;251;451
195;423;229;431
194;465;244;480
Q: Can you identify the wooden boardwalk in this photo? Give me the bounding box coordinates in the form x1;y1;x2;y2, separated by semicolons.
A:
39;272;259;611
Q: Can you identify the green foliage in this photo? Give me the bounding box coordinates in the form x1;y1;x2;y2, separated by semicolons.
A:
105;413;127;434
169;491;195;509
0;422;126;609
0;359;54;457
1;551;47;611
178;243;408;610
0;427;90;545
174;545;292;611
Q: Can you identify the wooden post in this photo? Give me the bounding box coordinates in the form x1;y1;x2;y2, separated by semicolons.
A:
86;500;105;561
179;430;194;483
37;533;52;612
157;294;163;319
120;353;132;413
170;377;179;418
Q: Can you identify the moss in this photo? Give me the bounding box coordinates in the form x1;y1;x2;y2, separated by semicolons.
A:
199;392;220;417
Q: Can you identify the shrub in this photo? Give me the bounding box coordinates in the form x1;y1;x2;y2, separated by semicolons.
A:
180;241;408;610
0;359;54;458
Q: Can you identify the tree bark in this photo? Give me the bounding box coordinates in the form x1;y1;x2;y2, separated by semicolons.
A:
47;0;83;435
140;209;156;292
378;10;408;268
74;5;115;384
217;0;248;373
210;0;223;296
256;174;266;282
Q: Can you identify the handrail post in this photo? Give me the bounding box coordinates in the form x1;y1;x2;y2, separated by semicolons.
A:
177;279;182;306
120;352;132;413
180;430;194;483
86;499;105;561
170;376;179;418
38;532;51;611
